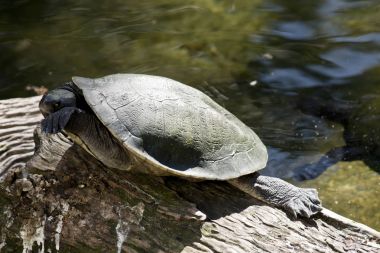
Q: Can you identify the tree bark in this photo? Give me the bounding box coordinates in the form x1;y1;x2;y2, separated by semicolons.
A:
0;96;379;253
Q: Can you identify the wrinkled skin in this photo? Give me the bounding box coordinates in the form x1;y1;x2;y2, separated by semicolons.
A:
229;174;321;218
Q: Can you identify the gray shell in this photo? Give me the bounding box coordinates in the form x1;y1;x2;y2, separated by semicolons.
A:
72;74;268;180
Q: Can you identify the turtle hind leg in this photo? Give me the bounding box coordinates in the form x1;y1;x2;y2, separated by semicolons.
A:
228;173;322;218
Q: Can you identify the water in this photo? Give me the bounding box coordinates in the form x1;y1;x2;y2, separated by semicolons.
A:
1;0;379;229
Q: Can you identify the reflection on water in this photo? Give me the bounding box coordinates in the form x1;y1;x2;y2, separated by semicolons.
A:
0;0;266;98
1;0;380;229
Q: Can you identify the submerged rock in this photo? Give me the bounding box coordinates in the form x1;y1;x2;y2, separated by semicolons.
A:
295;87;380;179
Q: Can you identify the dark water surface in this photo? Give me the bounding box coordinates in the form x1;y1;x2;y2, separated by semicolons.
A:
1;0;379;229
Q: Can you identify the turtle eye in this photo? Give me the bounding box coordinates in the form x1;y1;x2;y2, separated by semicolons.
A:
54;102;61;110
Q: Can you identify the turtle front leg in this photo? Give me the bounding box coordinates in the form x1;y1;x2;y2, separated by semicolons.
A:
228;173;322;218
41;107;82;134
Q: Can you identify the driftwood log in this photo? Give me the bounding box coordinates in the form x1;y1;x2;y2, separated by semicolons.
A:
0;96;379;253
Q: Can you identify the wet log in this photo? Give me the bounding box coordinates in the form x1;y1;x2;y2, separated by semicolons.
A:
0;96;379;253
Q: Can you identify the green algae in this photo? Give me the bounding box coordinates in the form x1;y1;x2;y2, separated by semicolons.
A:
302;161;380;231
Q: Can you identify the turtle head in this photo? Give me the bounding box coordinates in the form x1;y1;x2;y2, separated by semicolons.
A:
39;83;82;134
39;86;77;117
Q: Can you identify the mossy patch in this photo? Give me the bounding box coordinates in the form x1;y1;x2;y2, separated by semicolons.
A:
302;161;380;230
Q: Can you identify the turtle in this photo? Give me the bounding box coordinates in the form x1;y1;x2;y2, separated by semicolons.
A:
39;74;322;218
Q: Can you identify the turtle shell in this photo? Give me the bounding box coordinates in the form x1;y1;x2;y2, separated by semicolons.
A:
72;74;268;180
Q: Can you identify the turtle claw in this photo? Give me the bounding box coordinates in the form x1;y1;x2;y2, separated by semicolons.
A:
41;115;55;133
282;188;322;218
42;114;61;134
305;188;321;205
41;107;80;134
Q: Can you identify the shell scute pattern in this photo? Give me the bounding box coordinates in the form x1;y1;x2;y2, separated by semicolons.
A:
74;74;267;180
